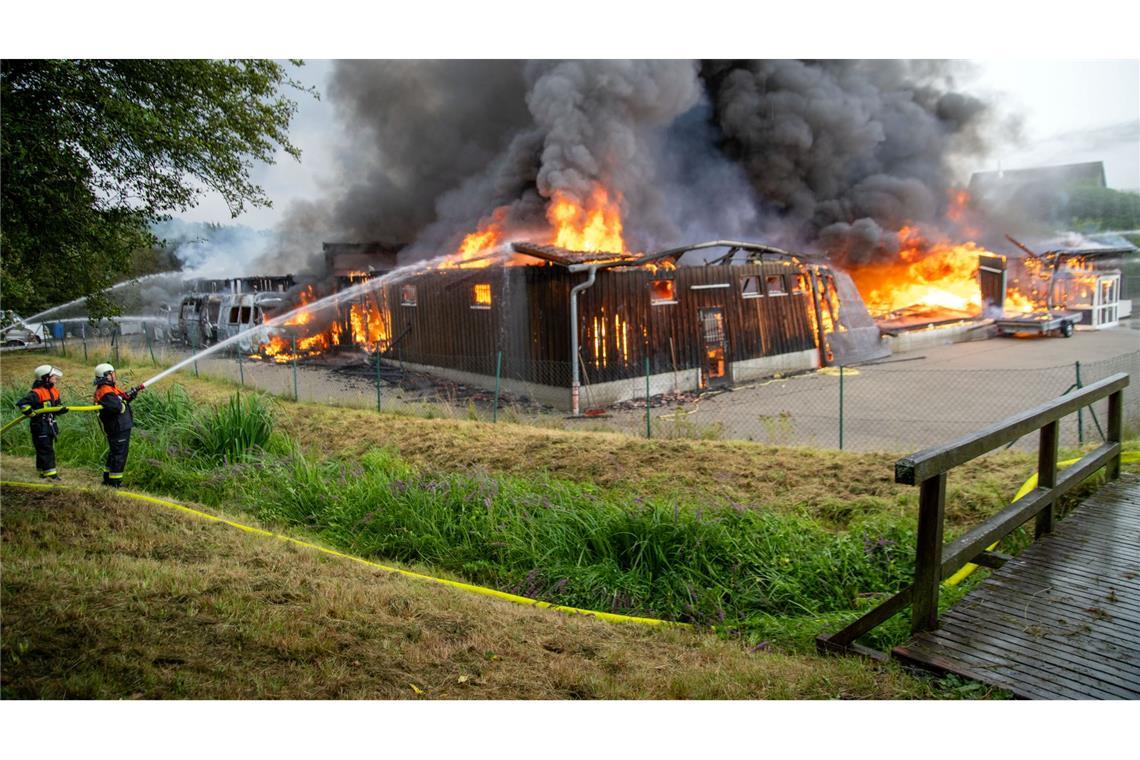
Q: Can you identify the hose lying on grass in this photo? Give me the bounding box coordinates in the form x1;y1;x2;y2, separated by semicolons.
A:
1;405;101;436
0;479;685;629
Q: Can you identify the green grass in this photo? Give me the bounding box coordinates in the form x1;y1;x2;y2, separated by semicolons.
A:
3;485;951;699
0;379;976;652
4;373;1131;656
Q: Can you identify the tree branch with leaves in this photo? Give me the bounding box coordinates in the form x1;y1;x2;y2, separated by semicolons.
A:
1;59;314;317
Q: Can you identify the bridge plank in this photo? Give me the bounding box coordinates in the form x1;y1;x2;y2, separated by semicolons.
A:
894;474;1140;699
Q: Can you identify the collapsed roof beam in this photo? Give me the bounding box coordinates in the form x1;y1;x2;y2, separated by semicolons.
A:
644;240;795;264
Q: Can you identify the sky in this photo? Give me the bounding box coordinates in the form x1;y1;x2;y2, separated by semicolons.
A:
177;57;1140;232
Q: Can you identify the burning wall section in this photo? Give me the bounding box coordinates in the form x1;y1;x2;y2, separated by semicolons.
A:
256;253;873;409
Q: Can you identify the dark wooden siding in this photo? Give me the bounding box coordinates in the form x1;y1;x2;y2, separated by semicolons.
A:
369;261;821;386
577;262;819;383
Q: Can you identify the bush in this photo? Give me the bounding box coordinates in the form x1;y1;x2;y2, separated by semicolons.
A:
179;392;276;465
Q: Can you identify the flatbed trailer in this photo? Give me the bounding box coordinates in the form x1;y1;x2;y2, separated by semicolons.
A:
993;309;1080;338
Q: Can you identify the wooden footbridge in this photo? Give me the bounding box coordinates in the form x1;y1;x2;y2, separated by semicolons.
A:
818;371;1138;699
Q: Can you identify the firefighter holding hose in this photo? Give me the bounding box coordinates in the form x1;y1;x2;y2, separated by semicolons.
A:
16;365;69;480
92;363;141;487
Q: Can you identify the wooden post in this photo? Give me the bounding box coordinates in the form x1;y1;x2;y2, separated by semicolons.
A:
911;473;947;634
81;323;88;362
1075;361;1084;444
1035;419;1059;538
1107;390;1123;480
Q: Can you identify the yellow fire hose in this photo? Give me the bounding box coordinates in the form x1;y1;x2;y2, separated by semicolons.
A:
0;479;683;629
1;405;101;436
945;449;1140;586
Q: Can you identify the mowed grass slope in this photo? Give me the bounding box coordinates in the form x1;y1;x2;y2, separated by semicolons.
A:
1;350;1098;698
0;485;937;699
0;352;1034;529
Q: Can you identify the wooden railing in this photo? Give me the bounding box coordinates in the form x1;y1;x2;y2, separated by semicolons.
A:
817;371;1130;659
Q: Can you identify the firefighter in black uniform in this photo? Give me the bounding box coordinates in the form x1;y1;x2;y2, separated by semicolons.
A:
92;363;140;487
16;365;69;480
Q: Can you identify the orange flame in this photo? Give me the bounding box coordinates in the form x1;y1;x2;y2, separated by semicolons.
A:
445;207;510;268
549;185;626;253
255;285;392;363
849;229;994;319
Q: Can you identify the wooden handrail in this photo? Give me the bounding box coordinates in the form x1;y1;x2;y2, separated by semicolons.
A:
818;371;1129;656
895;373;1129;485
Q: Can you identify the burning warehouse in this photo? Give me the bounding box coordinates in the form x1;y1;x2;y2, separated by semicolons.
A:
234;62;1134;405
259;237;887;413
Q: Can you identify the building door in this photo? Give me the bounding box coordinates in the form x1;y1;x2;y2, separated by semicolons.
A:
699;307;728;387
1093;274;1120;328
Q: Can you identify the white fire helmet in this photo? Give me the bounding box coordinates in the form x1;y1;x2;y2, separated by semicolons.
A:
94;363;116;379
34;366;62;382
34;365;62;381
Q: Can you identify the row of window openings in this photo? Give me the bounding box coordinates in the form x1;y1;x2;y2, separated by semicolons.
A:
424;274;809;309
380;284;495;309
651;274;807;304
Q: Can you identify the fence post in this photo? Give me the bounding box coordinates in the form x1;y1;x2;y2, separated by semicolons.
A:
839;365;845;450
112;325;120;366
375;349;382;412
645;355;652;439
493;351;502;423
911;473;947;634
237;348;245;387
191;328;200;378
81;323;88;362
292;334;299;401
60;326;67;358
1075;361;1084;444
146;323;157;366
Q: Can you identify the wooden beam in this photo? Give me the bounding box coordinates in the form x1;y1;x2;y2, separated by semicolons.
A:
816;586;913;650
938;443;1119;579
1035;419;1059;538
912;473;947;633
1108;390;1124;480
895;373;1129;484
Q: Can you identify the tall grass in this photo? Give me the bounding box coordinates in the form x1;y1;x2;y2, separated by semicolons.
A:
179;392;277;464
3;381;921;646
215;447;918;630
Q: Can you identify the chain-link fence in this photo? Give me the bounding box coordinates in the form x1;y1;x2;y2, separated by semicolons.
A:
32;325;1140;454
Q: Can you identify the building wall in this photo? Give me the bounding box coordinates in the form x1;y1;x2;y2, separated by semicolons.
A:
373;261;825;389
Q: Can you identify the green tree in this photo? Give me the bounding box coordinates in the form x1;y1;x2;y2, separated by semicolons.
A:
1;59;312;317
1063;186;1140;232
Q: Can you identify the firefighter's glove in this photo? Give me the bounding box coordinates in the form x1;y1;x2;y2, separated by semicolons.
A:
125;387;140;402
20;406;34;417
57;406;69;415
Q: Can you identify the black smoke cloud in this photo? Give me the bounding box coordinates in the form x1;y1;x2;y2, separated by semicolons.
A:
327;60;533;245
289;59;996;270
702;60;992;265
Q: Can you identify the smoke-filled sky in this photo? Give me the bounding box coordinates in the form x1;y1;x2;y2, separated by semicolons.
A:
179;58;1138;241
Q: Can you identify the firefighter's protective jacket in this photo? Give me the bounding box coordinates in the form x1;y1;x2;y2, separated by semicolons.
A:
17;381;66;438
94;378;134;435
